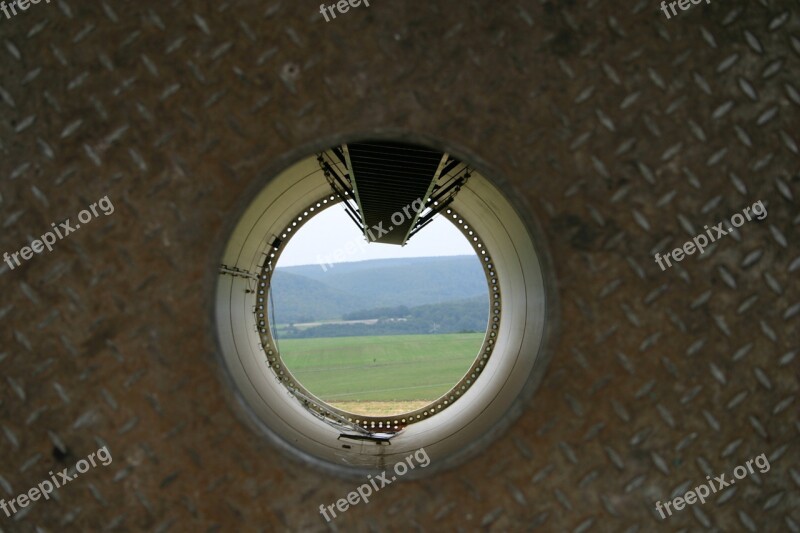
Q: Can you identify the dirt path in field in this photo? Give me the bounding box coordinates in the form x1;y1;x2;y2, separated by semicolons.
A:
328;401;431;416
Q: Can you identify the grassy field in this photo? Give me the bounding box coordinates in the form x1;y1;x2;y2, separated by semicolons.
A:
277;333;484;412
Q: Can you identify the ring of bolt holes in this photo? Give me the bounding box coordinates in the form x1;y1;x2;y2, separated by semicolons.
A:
254;194;501;432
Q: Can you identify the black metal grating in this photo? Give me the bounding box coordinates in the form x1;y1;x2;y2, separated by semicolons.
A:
347;141;445;245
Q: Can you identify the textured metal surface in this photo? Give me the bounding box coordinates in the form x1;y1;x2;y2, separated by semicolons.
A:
0;1;798;532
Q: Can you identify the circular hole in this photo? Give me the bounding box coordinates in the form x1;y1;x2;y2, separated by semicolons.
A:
214;136;554;478
270;204;491;418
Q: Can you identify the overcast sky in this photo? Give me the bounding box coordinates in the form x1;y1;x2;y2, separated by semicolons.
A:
277;205;475;267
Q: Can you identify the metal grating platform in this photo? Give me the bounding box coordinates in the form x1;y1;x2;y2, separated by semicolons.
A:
347;141;446;245
0;0;797;531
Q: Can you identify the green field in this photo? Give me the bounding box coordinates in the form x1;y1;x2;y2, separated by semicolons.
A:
278;333;484;403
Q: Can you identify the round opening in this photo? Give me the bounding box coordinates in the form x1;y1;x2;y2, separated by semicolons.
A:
270;204;490;418
213;136;555;478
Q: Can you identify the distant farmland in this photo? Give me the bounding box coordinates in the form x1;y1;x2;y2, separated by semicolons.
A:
278;333;484;415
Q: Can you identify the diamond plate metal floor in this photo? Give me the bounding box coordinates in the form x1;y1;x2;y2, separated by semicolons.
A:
0;0;798;531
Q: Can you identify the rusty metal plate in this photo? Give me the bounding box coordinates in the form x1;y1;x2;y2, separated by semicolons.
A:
0;0;797;531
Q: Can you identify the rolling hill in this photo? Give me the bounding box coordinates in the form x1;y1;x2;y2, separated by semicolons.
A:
270;255;488;326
